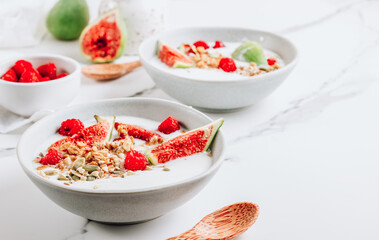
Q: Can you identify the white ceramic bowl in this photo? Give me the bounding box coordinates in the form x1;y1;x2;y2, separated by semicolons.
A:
0;55;81;116
17;98;226;224
139;27;298;111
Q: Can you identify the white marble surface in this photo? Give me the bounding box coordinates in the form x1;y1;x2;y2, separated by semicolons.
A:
1;0;379;239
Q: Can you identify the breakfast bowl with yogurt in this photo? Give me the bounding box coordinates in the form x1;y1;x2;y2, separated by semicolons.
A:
140;27;298;111
17;98;226;223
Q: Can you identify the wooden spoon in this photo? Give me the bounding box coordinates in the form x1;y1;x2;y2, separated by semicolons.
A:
81;61;141;80
167;202;259;240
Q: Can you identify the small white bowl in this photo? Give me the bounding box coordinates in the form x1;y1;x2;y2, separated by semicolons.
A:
17;98;226;224
139;27;298;111
0;55;81;116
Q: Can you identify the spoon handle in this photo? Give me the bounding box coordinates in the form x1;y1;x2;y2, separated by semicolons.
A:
120;61;142;76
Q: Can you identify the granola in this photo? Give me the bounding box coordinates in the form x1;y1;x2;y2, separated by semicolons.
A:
37;138;134;184
156;40;283;78
188;45;281;76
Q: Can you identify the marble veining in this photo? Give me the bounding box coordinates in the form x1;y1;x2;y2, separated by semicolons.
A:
127;85;158;98
64;220;90;240
1;0;379;239
232;37;379;144
279;0;375;34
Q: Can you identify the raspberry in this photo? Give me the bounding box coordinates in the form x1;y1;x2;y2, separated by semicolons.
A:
158;116;180;134
182;44;195;55
2;69;17;82
12;60;33;77
193;40;209;50
267;58;276;66
40;76;51;82
19;68;41;83
213;40;225;49
218;58;237;72
56;72;68;79
37;62;57;79
124;150;147;171
58;119;84;136
39;148;63;165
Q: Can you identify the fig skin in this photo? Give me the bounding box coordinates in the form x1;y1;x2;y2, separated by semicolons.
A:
46;0;89;41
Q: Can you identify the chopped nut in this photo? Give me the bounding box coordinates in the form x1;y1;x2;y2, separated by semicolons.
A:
101;164;109;173
70;169;82;178
76;167;88;176
63;157;71;165
38;171;48;178
197;46;205;53
36;165;48;171
90;171;99;178
196;61;206;68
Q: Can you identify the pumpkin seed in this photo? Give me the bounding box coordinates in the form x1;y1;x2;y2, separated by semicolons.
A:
58;174;69;181
72;157;85;170
44;169;58;176
83;165;100;173
86;176;96;181
72;175;80;181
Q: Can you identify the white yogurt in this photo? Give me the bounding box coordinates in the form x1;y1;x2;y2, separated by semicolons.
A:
33;116;213;191
151;41;284;81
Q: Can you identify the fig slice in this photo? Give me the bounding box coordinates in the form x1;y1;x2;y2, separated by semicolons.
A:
146;118;224;165
51;115;115;148
79;8;126;63
157;41;194;68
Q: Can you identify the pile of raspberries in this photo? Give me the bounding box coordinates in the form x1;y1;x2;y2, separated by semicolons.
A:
1;60;68;83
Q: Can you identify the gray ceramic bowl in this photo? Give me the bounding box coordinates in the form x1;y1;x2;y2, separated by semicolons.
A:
139;27;298;112
17;98;226;224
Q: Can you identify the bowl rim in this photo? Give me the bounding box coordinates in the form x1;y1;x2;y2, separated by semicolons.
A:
0;54;81;86
139;26;298;84
17;98;226;194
